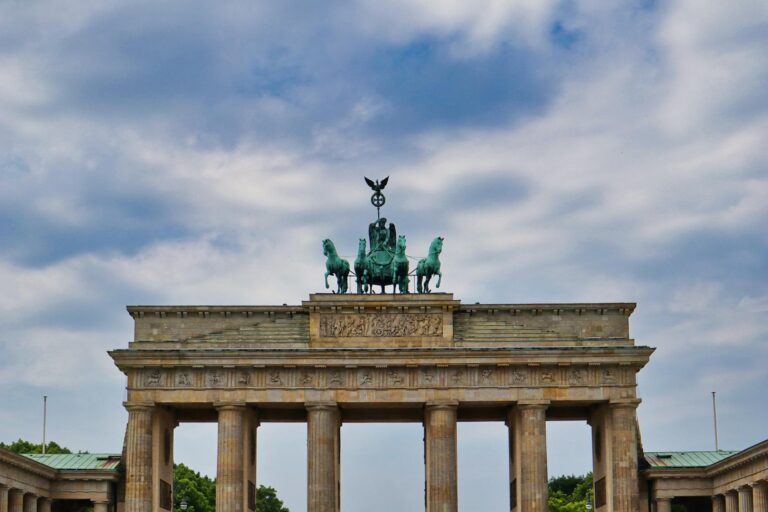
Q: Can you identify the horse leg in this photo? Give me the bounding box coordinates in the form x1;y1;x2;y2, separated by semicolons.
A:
424;275;431;293
436;271;442;289
417;274;423;293
324;271;330;289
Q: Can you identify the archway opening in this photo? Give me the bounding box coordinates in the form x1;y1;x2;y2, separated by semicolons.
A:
546;420;594;507
341;423;423;512
458;421;508;511
258;422;307;512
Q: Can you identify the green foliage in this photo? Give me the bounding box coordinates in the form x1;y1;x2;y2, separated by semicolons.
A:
256;486;289;512
172;464;289;512
173;463;215;512
0;439;72;454
548;473;593;512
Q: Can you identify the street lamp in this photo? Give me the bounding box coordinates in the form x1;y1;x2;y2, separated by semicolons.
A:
180;499;188;511
586;499;593;511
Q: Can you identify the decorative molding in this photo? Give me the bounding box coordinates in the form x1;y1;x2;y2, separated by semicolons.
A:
133;364;633;391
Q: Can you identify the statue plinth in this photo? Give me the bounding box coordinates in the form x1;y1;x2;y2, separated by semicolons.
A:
304;293;459;348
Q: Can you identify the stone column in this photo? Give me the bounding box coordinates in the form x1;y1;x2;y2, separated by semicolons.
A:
713;494;726;512
518;402;548;512
307;402;340;512
752;482;768;512
726;490;739;512
21;494;35;512
93;501;109;512
425;401;458;512
739;486;753;512
124;402;154;512
216;403;247;512
35;499;50;512
656;497;672;512
0;485;8;512
610;400;640;512
7;490;22;512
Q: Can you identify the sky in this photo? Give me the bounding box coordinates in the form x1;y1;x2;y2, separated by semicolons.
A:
1;0;767;510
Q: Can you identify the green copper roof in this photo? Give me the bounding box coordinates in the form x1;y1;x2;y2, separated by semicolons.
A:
23;453;121;471
644;450;738;469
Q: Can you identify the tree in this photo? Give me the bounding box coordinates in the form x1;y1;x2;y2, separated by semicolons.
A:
256;486;289;512
173;463;216;512
172;463;289;512
548;473;593;512
0;439;72;454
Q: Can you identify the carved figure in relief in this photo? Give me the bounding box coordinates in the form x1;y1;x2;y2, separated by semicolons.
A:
147;369;161;386
428;315;442;336
602;368;616;384
269;370;281;385
301;371;313;385
388;369;404;385
511;368;527;385
451;370;464;384
481;368;493;383
569;368;586;385
422;369;435;383
208;371;222;386
177;372;191;386
360;371;372;386
330;370;342;385
238;371;250;385
541;369;554;384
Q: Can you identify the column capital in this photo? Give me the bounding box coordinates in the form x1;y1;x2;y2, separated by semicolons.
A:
752;480;768;489
609;398;642;408
516;399;550;409
214;401;247;411
425;400;459;410
123;400;154;412
305;401;339;412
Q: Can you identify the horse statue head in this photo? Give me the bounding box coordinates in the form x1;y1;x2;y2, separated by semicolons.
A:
429;236;444;255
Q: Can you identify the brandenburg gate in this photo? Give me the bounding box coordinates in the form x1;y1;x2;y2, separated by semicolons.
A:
109;178;654;512
110;294;652;512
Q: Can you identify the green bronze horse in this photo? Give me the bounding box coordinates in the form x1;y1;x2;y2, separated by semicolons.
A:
322;239;350;294
416;236;443;293
391;235;410;294
354;238;368;294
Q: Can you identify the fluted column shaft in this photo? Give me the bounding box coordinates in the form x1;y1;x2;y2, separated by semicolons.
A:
656;498;672;512
8;491;22;512
307;403;340;512
714;495;726;512
21;495;36;512
425;401;458;512
217;404;247;512
726;491;739;512
0;485;8;512
753;482;768;512
610;402;640;512
124;403;153;512
36;498;51;512
519;404;548;512
739;486;754;512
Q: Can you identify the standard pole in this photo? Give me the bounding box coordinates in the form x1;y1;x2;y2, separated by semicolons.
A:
42;395;48;454
711;391;719;451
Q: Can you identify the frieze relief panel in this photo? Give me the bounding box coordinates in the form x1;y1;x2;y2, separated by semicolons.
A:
318;313;443;337
134;365;632;390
